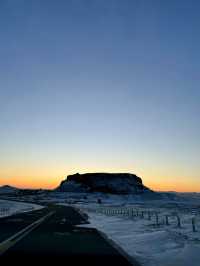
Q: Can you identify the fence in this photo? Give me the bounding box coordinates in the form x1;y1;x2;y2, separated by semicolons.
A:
0;206;34;218
81;206;199;233
0;207;10;217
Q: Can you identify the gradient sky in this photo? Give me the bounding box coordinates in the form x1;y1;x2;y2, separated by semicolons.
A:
0;0;200;191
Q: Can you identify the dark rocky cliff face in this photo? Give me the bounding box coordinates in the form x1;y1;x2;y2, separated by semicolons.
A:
57;173;152;194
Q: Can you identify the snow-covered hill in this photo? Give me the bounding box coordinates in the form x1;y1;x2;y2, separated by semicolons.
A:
57;172;153;194
0;185;18;194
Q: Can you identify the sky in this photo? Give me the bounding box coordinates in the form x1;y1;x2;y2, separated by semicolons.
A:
0;0;200;191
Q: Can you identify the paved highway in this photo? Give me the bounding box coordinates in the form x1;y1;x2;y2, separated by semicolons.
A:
0;205;140;266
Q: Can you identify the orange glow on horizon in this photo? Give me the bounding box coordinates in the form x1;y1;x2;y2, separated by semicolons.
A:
0;177;59;190
0;174;199;192
144;178;200;193
0;165;199;192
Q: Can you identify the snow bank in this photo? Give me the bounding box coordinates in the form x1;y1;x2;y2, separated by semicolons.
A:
0;199;44;218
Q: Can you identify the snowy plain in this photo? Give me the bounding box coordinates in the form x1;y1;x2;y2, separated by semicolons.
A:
0;199;44;218
1;190;200;266
70;192;200;266
78;209;200;266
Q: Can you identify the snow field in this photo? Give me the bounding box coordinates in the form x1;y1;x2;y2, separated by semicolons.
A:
78;205;200;266
0;199;44;218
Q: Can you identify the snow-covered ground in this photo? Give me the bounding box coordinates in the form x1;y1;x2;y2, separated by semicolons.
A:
2;190;200;266
0;199;44;218
77;208;200;266
69;192;200;266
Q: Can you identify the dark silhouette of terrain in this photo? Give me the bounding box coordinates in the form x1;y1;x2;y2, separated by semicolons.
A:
58;172;152;194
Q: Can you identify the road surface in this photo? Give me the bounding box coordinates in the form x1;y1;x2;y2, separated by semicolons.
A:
0;205;140;266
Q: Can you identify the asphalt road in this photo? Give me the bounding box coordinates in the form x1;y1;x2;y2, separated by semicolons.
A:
0;207;50;242
0;205;140;266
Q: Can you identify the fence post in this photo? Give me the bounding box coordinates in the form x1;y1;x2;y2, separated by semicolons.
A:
192;217;197;232
176;215;181;228
156;212;159;226
165;215;169;225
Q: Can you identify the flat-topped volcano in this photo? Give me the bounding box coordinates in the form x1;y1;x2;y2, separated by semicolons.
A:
57;172;152;194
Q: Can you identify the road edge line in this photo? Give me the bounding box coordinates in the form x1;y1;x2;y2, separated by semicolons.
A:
96;229;141;266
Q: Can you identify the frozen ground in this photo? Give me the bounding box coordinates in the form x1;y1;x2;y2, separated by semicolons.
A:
71;192;200;266
2;190;200;266
0;199;44;218
77;208;200;266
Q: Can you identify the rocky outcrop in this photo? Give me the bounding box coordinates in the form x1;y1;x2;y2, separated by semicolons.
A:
57;172;152;194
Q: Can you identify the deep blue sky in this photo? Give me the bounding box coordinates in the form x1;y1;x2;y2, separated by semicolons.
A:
0;0;200;190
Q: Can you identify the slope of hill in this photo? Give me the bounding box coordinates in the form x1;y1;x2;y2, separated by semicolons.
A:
0;185;18;194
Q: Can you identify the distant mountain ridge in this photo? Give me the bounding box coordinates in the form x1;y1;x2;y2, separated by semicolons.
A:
57;172;153;194
0;185;19;194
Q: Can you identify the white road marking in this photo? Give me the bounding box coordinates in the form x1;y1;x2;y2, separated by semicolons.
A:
0;211;54;256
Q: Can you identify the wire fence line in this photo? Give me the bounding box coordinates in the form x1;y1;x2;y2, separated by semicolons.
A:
81;206;200;233
0;207;10;217
0;206;34;217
